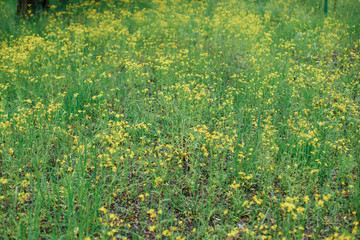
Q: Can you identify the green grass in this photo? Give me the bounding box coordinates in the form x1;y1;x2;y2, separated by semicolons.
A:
0;0;359;239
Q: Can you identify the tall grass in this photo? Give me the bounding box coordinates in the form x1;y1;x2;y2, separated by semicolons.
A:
0;0;359;239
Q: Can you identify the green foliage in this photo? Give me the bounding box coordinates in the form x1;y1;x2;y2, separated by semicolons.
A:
0;0;359;239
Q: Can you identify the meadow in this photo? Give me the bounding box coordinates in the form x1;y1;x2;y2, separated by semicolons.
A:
0;0;359;239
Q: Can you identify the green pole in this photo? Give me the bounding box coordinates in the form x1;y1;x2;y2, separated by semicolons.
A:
324;0;328;15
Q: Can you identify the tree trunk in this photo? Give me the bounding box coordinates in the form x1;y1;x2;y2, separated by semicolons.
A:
16;0;49;15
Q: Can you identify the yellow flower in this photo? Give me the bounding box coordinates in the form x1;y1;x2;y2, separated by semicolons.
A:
316;200;324;207
154;177;163;187
296;206;306;215
162;229;171;237
138;194;145;201
99;207;108;214
323;194;331;202
230;180;240;189
107;229;117;237
253;195;263;205
227;228;239;237
147;209;155;214
0;178;8;184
